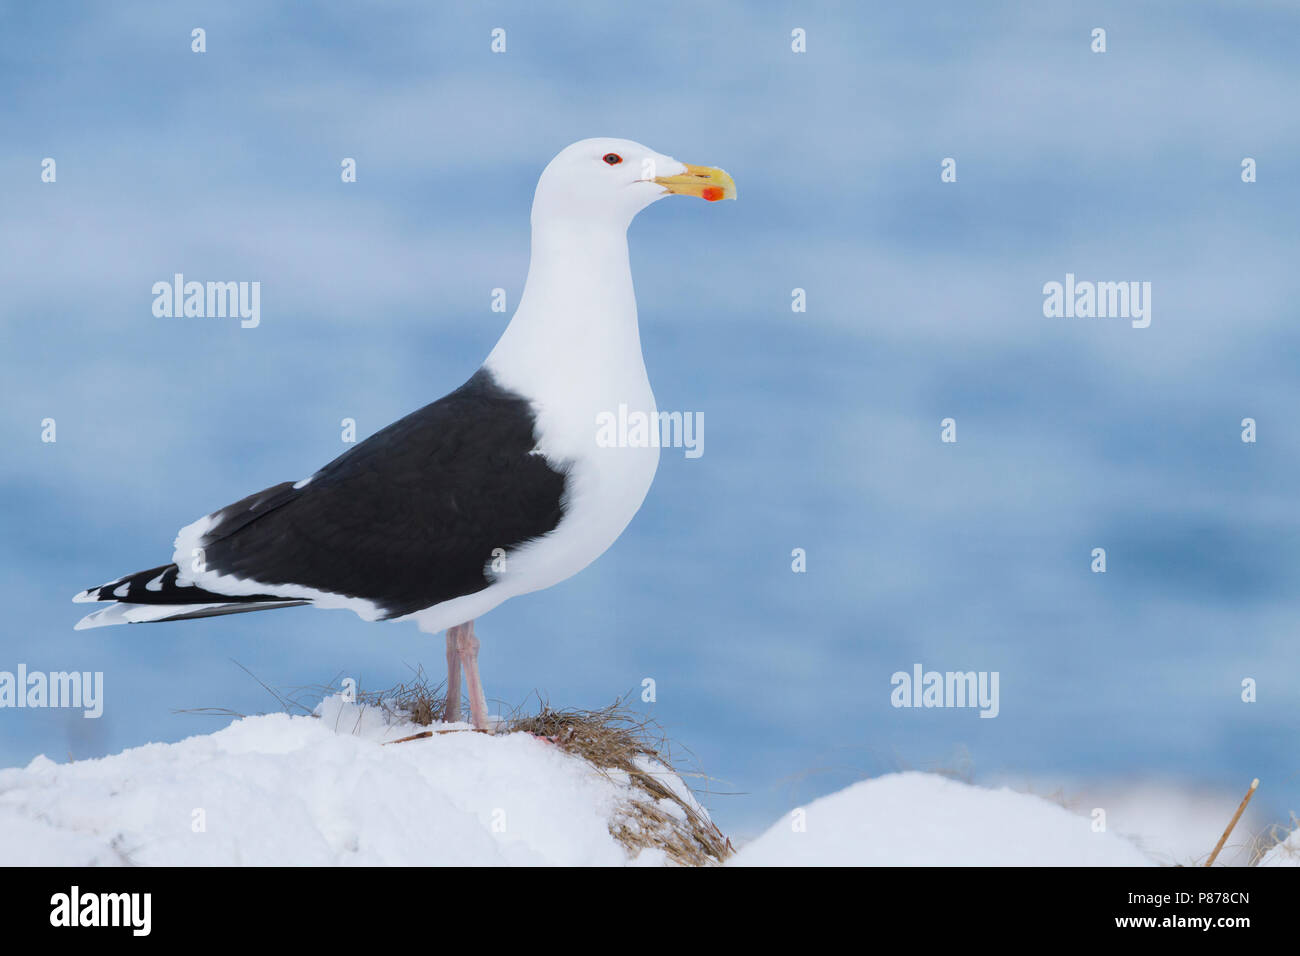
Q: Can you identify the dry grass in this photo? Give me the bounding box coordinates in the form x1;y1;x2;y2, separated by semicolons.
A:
1245;813;1298;867
365;675;734;864
352;665;449;726
502;698;733;866
355;674;733;864
175;659;351;722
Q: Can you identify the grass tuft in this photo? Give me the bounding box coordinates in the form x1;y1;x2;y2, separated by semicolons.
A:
502;697;733;866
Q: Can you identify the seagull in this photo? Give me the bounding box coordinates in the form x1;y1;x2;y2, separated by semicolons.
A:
73;138;736;731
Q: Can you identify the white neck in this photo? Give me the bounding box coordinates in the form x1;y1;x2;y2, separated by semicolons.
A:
486;217;651;406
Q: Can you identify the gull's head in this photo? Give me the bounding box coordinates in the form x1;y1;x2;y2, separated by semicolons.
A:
531;137;736;229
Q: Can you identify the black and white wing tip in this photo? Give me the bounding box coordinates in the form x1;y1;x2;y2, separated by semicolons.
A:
72;562;307;630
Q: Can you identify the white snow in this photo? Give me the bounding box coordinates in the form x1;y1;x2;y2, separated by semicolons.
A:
1258;825;1299;867
6;705;1286;866
988;777;1275;867
729;772;1155;866
0;696;709;866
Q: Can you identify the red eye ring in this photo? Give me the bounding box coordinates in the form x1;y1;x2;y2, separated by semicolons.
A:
602;153;623;165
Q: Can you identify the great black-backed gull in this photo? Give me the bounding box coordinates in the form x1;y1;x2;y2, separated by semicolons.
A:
73;138;736;731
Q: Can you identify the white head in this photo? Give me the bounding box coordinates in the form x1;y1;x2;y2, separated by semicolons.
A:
531;137;736;229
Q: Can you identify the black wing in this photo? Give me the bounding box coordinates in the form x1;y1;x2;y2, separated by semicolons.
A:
188;368;569;619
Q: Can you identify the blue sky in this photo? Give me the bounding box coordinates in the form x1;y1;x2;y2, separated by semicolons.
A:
2;1;1298;839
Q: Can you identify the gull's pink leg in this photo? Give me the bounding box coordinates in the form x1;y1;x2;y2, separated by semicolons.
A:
454;620;491;732
444;626;463;723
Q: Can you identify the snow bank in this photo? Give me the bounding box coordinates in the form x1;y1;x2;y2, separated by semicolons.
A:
986;777;1271;867
730;772;1155;866
8;705;1266;867
0;696;710;866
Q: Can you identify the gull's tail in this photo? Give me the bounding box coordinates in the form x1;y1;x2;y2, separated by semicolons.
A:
72;563;307;630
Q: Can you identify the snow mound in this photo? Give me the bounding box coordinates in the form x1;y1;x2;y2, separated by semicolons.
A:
0;696;717;866
987;776;1270;866
730;772;1155;866
1258;826;1299;867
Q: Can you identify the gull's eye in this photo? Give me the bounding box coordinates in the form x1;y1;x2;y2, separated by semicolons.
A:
602;153;623;165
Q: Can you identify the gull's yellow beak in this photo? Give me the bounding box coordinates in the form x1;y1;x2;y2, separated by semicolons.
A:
653;163;737;202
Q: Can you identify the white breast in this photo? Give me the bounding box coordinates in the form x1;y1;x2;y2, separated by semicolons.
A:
501;361;660;598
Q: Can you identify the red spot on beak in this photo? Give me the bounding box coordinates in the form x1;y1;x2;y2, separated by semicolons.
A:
701;186;725;202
